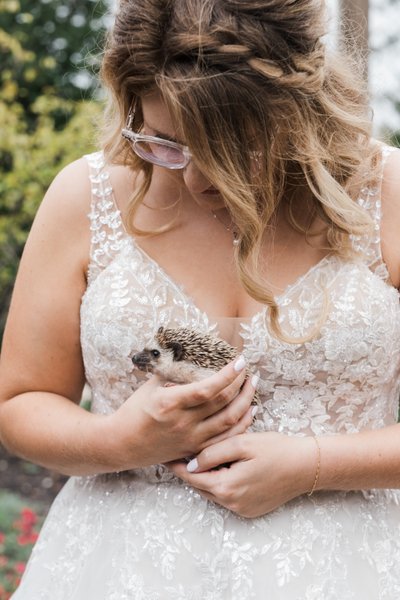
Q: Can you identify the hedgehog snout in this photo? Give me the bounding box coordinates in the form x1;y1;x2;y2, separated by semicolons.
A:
131;349;160;372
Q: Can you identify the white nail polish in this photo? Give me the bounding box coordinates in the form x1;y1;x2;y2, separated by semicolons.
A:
234;355;246;371
251;405;258;417
251;374;259;388
187;458;198;473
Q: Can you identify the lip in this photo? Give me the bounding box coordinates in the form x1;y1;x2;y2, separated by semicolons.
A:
202;187;221;195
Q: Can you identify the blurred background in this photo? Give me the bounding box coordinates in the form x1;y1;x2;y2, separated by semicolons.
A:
0;0;399;595
0;2;108;595
0;0;400;346
0;0;109;342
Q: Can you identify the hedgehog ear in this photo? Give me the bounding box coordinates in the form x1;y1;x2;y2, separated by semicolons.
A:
169;342;183;361
157;326;164;334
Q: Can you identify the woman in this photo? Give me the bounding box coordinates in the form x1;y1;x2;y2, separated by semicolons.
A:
2;0;400;597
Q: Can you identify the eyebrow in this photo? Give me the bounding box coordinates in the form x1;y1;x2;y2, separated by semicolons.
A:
143;122;185;145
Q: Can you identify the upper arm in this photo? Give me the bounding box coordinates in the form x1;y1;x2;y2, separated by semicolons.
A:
380;147;400;288
0;158;92;404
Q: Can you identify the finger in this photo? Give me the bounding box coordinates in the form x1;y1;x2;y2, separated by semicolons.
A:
205;404;255;446
156;370;244;419
199;374;258;439
137;373;164;390
178;355;248;409
194;368;248;419
168;459;223;491
184;436;248;474
165;459;190;474
166;466;224;506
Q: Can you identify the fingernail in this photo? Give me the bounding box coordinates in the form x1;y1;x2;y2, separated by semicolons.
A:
186;458;198;472
234;355;246;372
251;374;259;388
251;405;258;417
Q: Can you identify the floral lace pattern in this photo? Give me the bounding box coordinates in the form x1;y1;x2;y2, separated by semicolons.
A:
13;146;400;599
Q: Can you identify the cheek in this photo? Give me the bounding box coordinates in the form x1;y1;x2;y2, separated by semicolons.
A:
151;167;184;196
165;354;176;368
164;169;184;187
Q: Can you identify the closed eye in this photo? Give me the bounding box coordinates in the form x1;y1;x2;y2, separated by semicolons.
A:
143;123;184;145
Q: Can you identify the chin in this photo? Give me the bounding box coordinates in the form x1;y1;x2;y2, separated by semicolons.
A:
194;195;224;210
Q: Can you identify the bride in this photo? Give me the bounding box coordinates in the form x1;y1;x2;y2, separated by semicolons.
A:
2;0;400;597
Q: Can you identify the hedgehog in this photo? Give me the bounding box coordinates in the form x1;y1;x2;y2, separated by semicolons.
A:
131;326;260;405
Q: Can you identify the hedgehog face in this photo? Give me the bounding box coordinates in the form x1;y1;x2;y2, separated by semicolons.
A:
131;347;163;373
131;339;183;374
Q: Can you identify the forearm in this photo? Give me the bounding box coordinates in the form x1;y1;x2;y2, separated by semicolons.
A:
0;392;122;476
316;424;400;492
168;425;400;518
0;362;256;477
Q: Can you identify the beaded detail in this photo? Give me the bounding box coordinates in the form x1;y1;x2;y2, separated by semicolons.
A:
350;145;397;281
13;146;400;600
86;151;128;283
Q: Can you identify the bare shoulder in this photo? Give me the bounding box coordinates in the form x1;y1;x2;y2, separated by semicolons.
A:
0;157;93;403
380;145;400;288
32;157;92;269
41;156;91;207
107;160;141;216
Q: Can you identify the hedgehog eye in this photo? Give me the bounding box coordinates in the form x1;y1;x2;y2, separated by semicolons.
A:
151;350;160;358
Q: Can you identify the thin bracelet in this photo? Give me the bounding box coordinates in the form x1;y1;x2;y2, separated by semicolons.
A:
307;436;321;497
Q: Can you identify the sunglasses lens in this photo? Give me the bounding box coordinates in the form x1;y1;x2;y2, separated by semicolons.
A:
134;140;187;169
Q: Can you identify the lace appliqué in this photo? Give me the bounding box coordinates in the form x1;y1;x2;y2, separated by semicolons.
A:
351;144;397;281
85;151;127;284
12;147;400;600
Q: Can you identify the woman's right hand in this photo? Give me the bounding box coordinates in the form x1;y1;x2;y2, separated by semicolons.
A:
104;357;257;471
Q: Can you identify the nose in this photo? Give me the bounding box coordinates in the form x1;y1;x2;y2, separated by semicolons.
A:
131;352;151;368
182;161;213;194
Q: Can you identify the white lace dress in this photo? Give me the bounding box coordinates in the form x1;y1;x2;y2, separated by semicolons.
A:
13;147;400;600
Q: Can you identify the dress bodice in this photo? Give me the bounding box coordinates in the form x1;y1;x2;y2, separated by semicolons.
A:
13;148;400;600
80;148;400;445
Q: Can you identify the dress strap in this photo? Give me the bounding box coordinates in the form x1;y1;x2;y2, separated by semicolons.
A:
351;144;396;281
84;151;128;283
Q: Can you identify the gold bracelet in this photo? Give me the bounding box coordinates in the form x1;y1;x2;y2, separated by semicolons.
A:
307;436;321;497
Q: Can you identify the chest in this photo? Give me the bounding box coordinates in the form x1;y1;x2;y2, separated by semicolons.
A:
134;218;329;319
81;248;400;434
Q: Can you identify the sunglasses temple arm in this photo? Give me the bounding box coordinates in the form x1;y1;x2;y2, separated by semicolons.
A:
126;102;136;130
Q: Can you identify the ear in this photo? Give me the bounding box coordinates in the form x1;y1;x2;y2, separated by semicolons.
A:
169;342;183;361
157;326;164;334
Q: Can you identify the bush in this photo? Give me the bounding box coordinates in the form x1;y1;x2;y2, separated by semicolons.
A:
0;0;108;343
0;491;44;598
0;96;103;342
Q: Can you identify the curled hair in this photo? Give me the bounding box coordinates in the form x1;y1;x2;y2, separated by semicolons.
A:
101;0;379;342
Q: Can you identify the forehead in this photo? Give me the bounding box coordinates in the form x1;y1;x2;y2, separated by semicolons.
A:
141;92;181;138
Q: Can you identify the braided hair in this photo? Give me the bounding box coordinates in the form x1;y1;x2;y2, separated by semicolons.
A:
101;0;378;342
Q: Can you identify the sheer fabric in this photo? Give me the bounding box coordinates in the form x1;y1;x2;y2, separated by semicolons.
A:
13;146;400;599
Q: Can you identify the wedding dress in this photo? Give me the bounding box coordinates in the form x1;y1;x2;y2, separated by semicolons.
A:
13;146;400;599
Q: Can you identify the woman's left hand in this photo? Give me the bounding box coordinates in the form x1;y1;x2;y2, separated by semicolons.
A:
168;432;317;518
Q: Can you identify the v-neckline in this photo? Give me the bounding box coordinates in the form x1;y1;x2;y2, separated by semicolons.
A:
100;143;389;327
127;235;333;325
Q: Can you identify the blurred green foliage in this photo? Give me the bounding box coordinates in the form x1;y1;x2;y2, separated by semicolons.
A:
0;0;107;110
0;0;108;342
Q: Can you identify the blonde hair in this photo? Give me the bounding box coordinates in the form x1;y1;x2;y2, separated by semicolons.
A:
101;0;379;341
